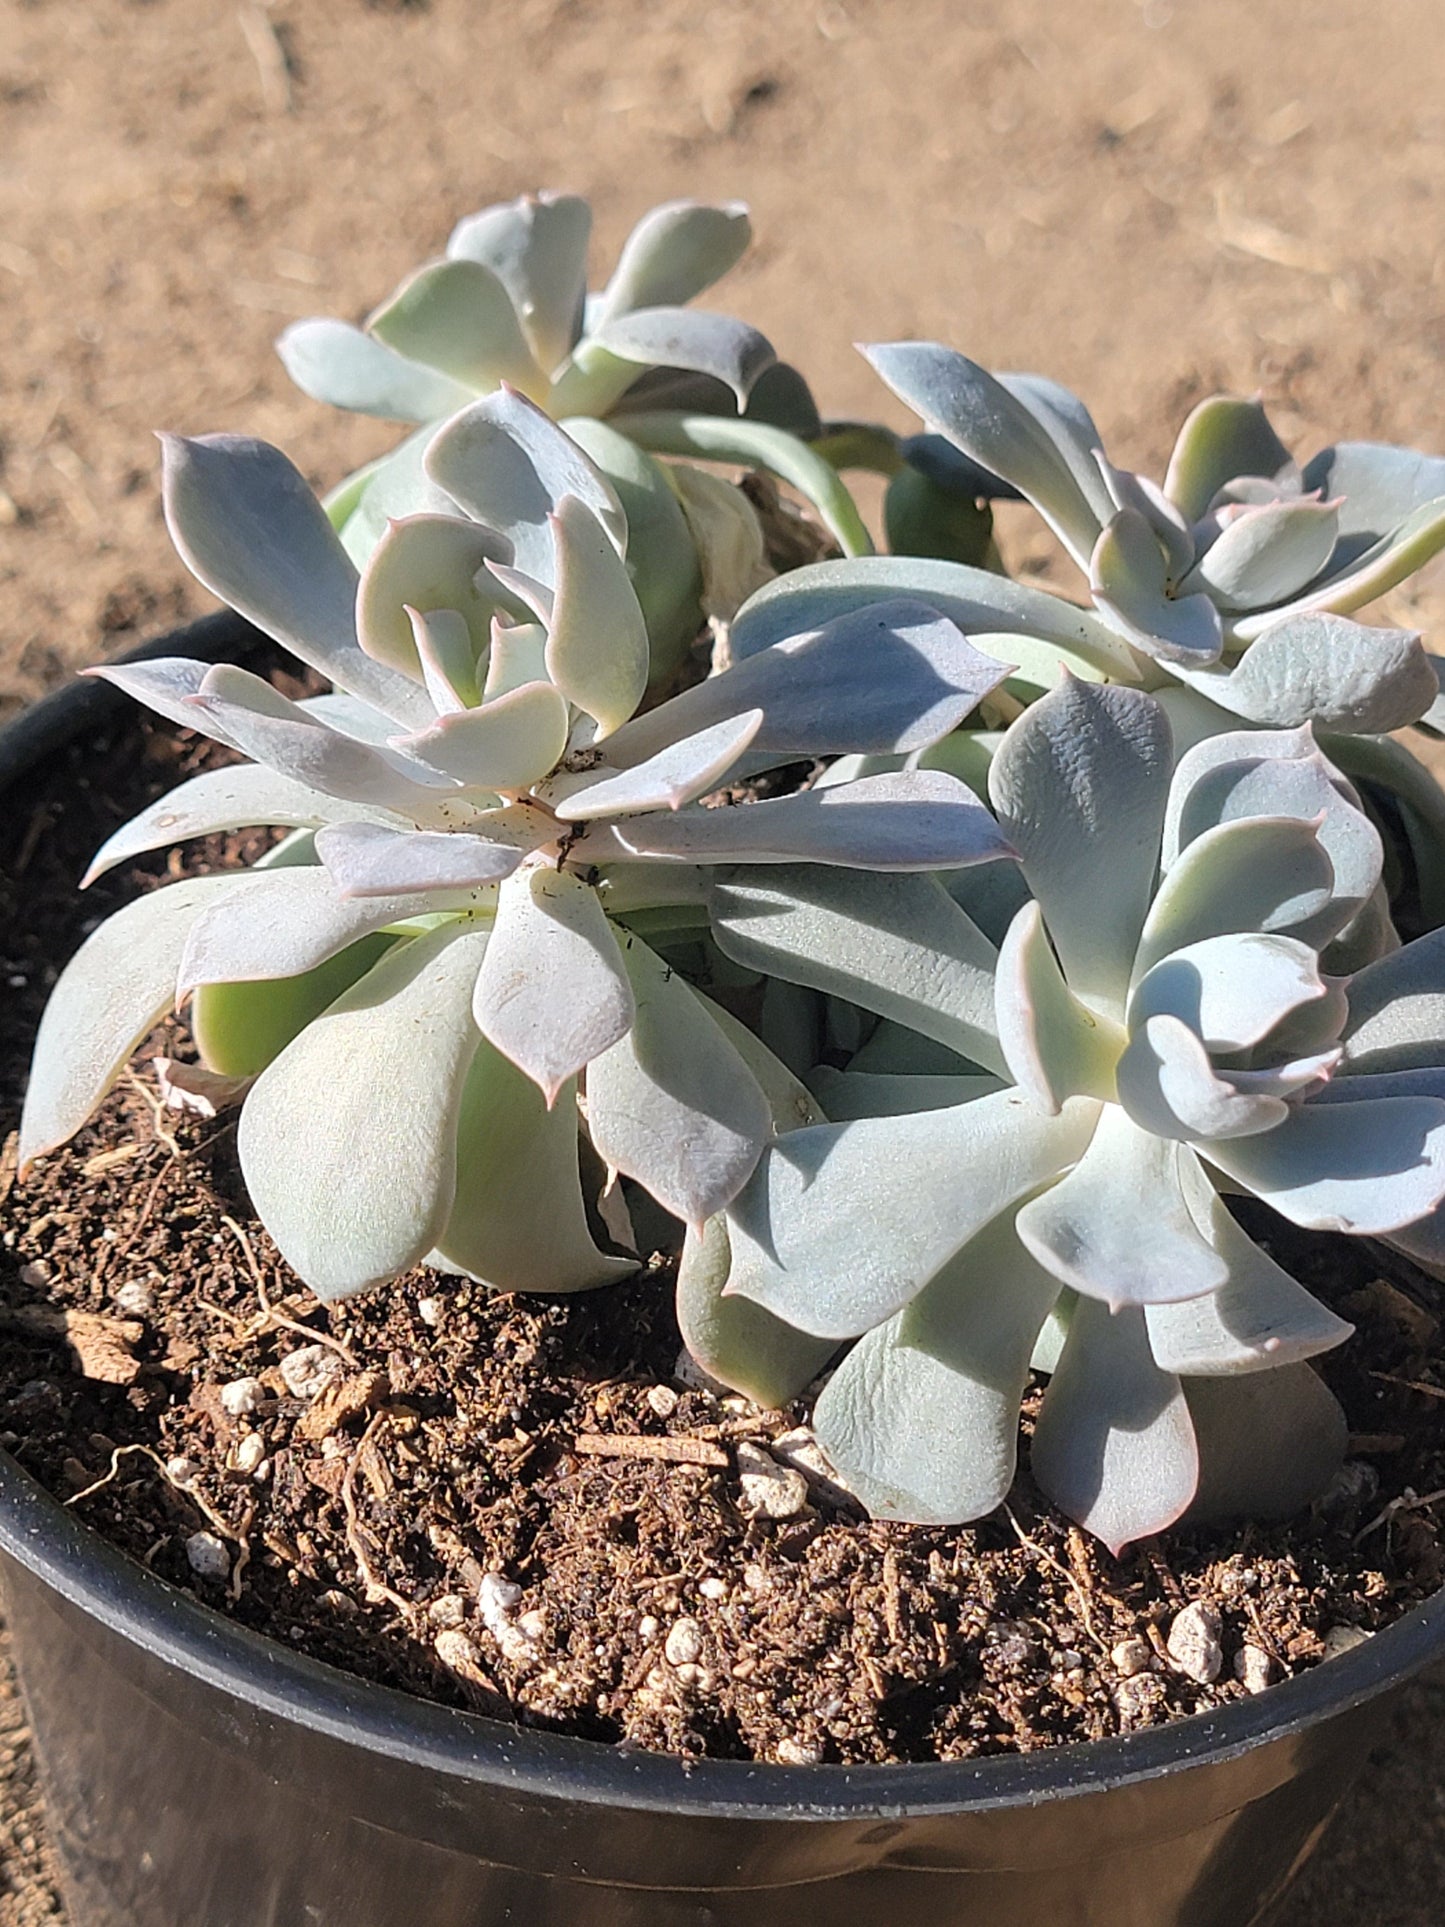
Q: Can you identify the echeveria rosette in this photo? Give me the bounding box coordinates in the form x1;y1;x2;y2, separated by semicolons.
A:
862;343;1444;741
702;679;1445;1553
18;427;1011;1308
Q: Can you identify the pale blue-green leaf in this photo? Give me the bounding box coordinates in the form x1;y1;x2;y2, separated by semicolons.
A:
1303;441;1445;549
587;308;775;407
989;679;1173;1017
677;1216;835;1409
1340;926;1445;1074
593;200;751;325
482;561;553;627
366;257;545;397
335;427;462;568
161;433;434;729
300;691;413;744
471;865;633;1102
699;995;826;1135
729;555;1144;680
806;1069;1001;1120
1171;613;1436;732
356;512;513;677
614;770;1015;871
1145;1192;1351;1374
545;494;649;736
862;344;1106;567
1322;883;1400;977
424;389;625;581
1204;1094;1445;1232
238;925;488;1299
1030;1292;1073;1374
446;191;592;374
483;618;549;701
709;866;1006;1075
186;665;459;814
667;462;772;624
407;608;475;715
846;1021;982;1077
177;867;478;995
1163;396;1294;524
17;875;253;1167
1115;1014;1290;1142
996;901;1126;1114
1017;1109;1229;1305
1232;500;1445;637
275;318;475;423
607;598;1011;774
1180;498;1341;612
83;658;244;752
314;821;526;897
724;1090;1098;1338
1132;815;1336;984
82;765;380;888
543;711;763;822
1000;373;1117;529
1090;509;1225;664
1326;730;1445;933
1031;1297;1198;1555
393;679;571;792
1185;1367;1347;1524
586;934;771;1224
190;933;395;1081
813;1210;1063;1525
1097;455;1195;583
1129;932;1330;1052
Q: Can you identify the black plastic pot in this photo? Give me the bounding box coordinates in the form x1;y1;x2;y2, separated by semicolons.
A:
3;620;1444;1927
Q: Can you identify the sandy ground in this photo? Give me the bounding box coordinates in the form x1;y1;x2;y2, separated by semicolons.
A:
3;0;1445;1918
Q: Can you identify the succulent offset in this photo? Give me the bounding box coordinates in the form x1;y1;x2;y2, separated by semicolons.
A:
17;409;1009;1305
701;677;1445;1550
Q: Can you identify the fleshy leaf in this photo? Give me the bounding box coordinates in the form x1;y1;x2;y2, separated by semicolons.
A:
356;512;514;676
1030;1297;1198;1555
276;317;475;423
1179;498;1341;612
191;934;395;1080
1185;1368;1348;1523
862;344;1106;568
989;679;1173;1017
813;1209;1063;1525
677;1216;835;1409
1203;1095;1445;1233
1129;932;1331;1052
161;433;433;729
82;764;386;887
1016;1108;1228;1306
585;934;771;1225
724;1090;1098;1338
393;680;571;792
432;1048;633;1292
709;865;1006;1075
593;200;751;325
807;1069;1002;1119
1115;1014;1290;1142
1090;509;1224;664
1145;1194;1351;1374
1169;613;1436;732
995;901;1126;1114
544;711;763;821
315;821;527;897
1163;396;1294;524
587;308;775;407
544;494;649;736
614;770;1015;870
366;258;544;397
1097;455;1195;584
1342;927;1445;1074
83;658;245;752
425;388;625;581
238;924;489;1300
472;864;633;1102
18;876;252;1167
1232;499;1445;635
603;598;1011;773
446;192;592;374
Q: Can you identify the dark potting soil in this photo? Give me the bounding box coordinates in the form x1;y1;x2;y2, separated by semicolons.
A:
2;680;1445;1769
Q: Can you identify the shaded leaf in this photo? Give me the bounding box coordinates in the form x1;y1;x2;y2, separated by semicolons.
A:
446;191;592;373
276;317;474;423
367;257;545;397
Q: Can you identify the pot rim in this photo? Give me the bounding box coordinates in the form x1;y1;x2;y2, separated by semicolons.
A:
3;614;1443;1825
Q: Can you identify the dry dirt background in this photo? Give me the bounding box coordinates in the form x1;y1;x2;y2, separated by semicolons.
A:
3;0;1445;1919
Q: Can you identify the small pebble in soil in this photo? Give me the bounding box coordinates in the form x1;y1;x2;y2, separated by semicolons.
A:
646;1384;679;1418
219;1376;265;1418
428;1594;469;1629
279;1344;343;1400
698;1576;728;1601
1315;1459;1379;1515
664;1618;704;1667
185;1531;231;1581
769;1427;855;1507
1234;1645;1275;1694
736;1442;809;1519
774;1737;824;1766
1111;1637;1153;1678
165;1455;199;1484
1323;1623;1370;1659
477;1571;537;1665
638;1614;660;1639
1113;1673;1167;1725
416;1297;441;1328
233;1432;266;1477
112;1280;154;1317
434;1629;495;1691
1166;1601;1224;1683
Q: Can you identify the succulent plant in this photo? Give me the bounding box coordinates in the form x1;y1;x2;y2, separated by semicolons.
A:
18;416;1011;1307
699;676;1445;1551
